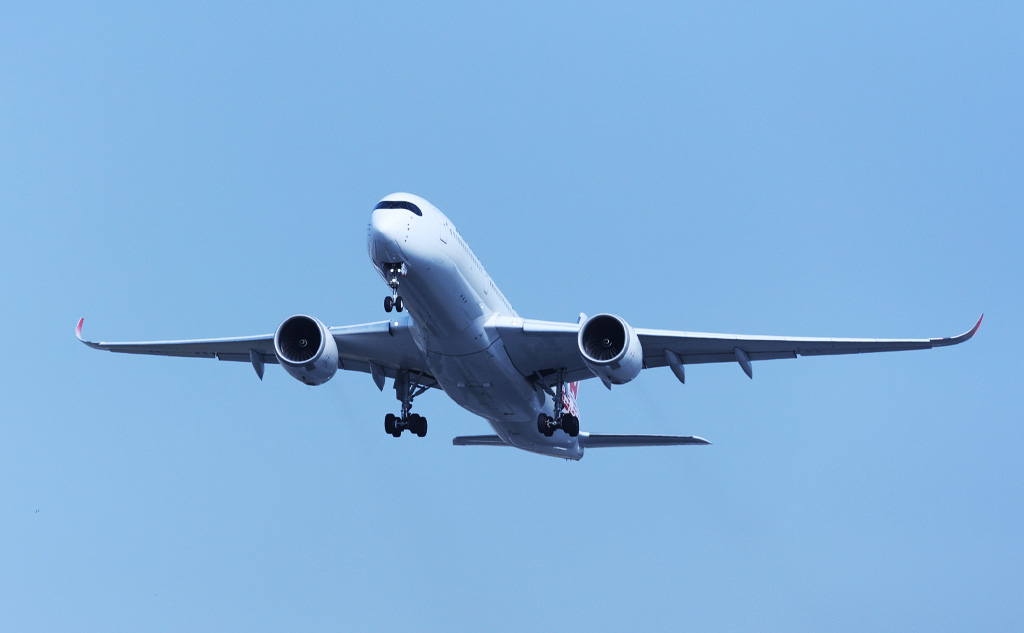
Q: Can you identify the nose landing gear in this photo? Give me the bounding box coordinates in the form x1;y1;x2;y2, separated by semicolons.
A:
383;262;406;313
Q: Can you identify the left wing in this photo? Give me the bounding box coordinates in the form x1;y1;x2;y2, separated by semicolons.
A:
76;316;434;384
496;315;983;383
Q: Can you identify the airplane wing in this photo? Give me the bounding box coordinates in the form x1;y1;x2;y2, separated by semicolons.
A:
76;316;435;385
497;315;983;383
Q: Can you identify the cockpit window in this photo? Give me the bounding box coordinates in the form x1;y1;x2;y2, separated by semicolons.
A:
374;200;422;216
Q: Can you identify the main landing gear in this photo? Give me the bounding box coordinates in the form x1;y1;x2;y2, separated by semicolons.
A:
537;412;579;437
534;369;580;438
383;262;406;313
384;370;430;438
385;412;426;437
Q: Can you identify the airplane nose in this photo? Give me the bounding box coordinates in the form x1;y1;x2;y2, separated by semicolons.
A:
368;208;406;260
370;207;402;239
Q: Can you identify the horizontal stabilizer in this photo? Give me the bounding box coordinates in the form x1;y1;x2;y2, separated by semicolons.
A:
452;435;508;446
579;433;710;448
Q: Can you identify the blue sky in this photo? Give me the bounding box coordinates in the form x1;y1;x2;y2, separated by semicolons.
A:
2;2;1021;631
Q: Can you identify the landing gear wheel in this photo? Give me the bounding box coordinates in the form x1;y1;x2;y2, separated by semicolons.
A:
562;414;579;437
384;296;393;313
409;414;427;437
395;295;404;312
385;413;403;436
537;413;554;437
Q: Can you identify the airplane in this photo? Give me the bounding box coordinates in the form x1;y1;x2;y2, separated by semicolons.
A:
77;193;983;460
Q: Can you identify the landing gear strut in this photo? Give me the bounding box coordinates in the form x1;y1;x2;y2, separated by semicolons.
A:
383;262;406;313
533;369;580;437
384;370;430;437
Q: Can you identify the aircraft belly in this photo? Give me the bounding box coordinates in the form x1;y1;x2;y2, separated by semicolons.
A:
488;418;584;460
425;341;539;422
422;337;584;460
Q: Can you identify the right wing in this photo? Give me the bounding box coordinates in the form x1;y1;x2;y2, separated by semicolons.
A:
637;314;983;379
496;315;983;383
76;316;435;384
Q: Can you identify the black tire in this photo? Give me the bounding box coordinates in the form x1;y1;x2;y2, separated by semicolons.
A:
384;413;397;434
384;296;393;312
563;414;579;437
416;417;427;438
537;413;549;435
395;295;404;312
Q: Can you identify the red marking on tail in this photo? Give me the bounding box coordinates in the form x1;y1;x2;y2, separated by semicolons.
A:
562;381;579;416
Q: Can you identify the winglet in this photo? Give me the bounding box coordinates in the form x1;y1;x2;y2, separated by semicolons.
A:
969;313;984;338
75;318;103;350
932;314;984;347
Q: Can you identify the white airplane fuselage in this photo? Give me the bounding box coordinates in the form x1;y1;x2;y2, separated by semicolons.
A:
368;194;583;459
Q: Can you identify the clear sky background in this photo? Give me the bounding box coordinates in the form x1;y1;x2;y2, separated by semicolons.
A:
2;2;1021;631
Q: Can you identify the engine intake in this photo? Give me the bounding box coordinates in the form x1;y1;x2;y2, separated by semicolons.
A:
274;315;339;385
578;313;643;385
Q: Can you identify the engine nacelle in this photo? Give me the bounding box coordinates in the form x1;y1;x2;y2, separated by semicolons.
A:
578;313;643;385
274;315;339;386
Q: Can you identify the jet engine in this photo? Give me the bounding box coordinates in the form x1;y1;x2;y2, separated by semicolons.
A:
274;315;339;386
578;313;643;385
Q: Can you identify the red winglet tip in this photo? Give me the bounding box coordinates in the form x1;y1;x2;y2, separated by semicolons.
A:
971;314;984;336
76;318;84;339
